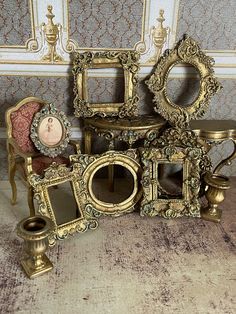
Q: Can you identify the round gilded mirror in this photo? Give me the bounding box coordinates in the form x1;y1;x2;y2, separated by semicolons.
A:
84;153;142;215
91;165;134;204
166;62;201;107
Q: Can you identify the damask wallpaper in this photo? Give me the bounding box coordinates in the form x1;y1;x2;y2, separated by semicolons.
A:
0;75;153;128
0;76;75;126
68;0;143;48
176;0;236;49
0;0;31;46
87;77;124;103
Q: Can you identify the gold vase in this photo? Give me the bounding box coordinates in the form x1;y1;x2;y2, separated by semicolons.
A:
201;172;230;223
17;215;54;279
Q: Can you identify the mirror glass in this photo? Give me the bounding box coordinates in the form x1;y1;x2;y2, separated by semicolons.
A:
92;165;134;203
87;68;124;103
158;163;183;199
48;181;80;225
166;62;200;107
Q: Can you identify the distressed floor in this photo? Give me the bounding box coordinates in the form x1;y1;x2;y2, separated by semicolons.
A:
0;179;236;314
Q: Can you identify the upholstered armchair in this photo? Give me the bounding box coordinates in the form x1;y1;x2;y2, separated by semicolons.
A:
5;96;80;216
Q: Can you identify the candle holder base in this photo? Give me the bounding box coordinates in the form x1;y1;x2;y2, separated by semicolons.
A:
201;206;222;223
21;254;53;279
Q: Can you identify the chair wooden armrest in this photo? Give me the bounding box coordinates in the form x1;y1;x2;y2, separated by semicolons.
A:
7;138;34;174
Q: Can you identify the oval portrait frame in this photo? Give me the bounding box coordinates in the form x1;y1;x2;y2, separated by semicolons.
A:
146;35;222;128
30;103;71;157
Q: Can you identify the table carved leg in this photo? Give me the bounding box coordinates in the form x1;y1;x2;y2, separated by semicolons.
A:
84;129;92;154
213;139;236;174
108;139;115;192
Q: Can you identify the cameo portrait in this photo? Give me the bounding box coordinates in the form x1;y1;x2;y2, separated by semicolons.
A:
30;103;71;157
38;116;63;147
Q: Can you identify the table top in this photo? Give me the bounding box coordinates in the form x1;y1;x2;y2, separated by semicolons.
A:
190;120;236;140
85;115;167;131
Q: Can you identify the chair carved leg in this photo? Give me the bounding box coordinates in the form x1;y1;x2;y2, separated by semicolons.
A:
7;146;17;205
28;186;35;216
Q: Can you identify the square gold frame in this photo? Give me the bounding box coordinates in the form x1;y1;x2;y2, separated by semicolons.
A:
72;51;140;118
140;146;207;219
28;163;98;246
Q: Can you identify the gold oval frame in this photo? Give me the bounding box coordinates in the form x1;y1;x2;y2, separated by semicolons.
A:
146;35;222;128
30;103;71;157
84;154;141;215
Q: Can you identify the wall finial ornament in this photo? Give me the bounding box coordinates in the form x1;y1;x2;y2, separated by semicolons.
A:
148;9;170;63
41;5;63;63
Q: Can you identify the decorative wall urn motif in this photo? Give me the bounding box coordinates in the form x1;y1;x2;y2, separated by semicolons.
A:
41;5;63;63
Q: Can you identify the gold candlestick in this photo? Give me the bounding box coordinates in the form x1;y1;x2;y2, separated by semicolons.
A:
201;172;230;223
17;215;54;279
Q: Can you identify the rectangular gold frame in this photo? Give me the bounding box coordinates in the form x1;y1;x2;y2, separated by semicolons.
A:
28;163;98;245
140;147;202;218
72;51;140;118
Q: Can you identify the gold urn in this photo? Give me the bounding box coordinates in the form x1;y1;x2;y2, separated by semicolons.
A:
201;172;230;223
17;215;54;279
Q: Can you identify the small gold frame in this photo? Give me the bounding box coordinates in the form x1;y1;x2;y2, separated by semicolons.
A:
146;35;222;128
28;163;98;246
70;149;142;216
72;51;140;118
140;128;211;218
30;103;71;157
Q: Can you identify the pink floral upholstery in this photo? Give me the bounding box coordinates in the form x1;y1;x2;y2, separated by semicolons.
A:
10;102;42;153
32;156;69;175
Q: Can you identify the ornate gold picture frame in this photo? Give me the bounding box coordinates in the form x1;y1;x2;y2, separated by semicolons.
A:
146;35;222;128
28;163;98;245
70;150;142;217
30;103;71;157
72;51;140;118
140;128;211;218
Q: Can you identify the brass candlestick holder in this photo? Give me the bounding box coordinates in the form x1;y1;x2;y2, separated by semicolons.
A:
201;172;230;223
17;215;55;279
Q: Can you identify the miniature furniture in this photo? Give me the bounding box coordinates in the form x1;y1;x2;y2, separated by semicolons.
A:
5;97;79;216
190;120;236;173
84;115;167;153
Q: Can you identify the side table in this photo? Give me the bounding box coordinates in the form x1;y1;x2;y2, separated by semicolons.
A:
84;115;167;154
190;120;236;174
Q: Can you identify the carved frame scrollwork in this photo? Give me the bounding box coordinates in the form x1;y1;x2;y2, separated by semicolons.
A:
69;149;142;217
72;51;140;118
28;162;98;246
140;128;211;218
146;35;222;128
